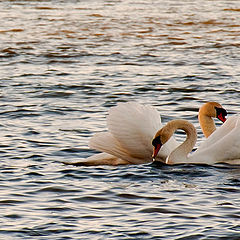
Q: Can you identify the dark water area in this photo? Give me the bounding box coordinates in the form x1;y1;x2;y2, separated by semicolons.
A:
0;0;240;239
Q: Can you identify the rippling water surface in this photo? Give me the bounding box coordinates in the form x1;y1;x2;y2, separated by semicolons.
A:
0;0;240;239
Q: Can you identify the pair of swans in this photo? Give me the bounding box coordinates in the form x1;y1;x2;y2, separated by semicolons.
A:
152;115;240;165
70;101;238;166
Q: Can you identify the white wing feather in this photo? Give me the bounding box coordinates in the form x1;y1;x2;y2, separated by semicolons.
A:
191;115;240;164
89;132;147;164
89;102;179;164
196;116;239;150
107;102;161;159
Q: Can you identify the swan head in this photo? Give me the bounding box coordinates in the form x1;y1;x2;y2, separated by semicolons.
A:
152;119;197;162
199;102;227;123
151;121;176;160
215;106;227;122
152;135;163;160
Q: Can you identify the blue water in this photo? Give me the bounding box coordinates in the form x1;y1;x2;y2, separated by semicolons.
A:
0;0;240;239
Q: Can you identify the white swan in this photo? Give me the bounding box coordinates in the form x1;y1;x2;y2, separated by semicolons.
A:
66;101;227;166
82;102;179;166
152;117;240;165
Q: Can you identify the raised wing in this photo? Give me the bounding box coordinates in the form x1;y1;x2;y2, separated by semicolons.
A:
89;132;151;164
107;102;178;160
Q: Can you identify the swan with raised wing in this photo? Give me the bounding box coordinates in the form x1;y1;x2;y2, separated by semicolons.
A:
152;117;240;165
71;102;179;166
65;101;227;166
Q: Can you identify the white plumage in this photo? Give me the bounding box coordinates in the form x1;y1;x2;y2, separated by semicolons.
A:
87;102;179;165
187;115;240;165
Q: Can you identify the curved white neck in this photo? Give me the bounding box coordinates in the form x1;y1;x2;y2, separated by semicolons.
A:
166;121;197;164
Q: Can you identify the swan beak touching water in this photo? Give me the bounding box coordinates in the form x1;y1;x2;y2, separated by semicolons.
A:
152;136;162;161
151;124;173;161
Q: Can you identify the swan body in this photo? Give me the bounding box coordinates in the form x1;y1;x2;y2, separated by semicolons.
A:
152;116;240;165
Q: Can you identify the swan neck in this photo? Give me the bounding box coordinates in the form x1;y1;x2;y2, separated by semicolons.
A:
167;120;197;164
198;102;222;138
198;112;216;138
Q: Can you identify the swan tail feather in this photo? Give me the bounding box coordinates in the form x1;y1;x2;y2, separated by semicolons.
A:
63;153;130;166
89;132;144;164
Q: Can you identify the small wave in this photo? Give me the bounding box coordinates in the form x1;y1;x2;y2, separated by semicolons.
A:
139;207;181;214
4;214;22;219
168;41;187;45
0;199;25;206
117;193;141;199
174;19;225;27
43;51;91;58
168;87;201;93
0;109;40;119
223;8;240;12
36;186;78;193
40;206;73;212
88;13;104;18
35;6;59;10
72;196;108;202
221;89;240;94
25;171;44;177
23;130;40;136
60;148;83;153
36;91;75;98
0;28;24;34
0;47;18;57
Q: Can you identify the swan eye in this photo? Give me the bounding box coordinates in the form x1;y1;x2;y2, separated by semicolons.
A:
215;107;227;122
152;136;162;147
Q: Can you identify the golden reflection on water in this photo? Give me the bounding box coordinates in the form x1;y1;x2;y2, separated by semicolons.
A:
1;1;239;48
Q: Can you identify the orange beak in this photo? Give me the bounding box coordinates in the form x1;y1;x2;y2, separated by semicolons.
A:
152;143;161;161
217;112;226;123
